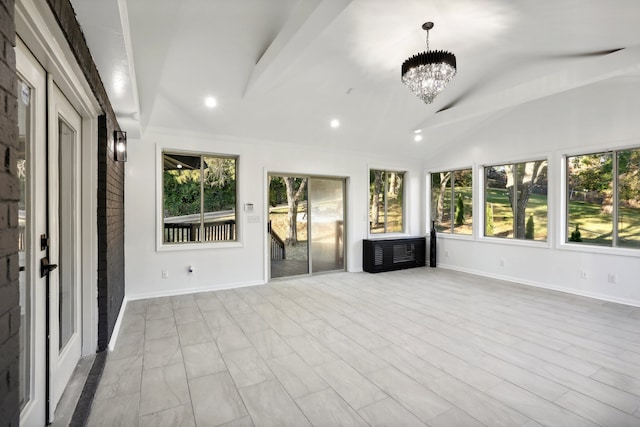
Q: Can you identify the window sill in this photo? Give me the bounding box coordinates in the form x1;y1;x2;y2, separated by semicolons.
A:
558;242;640;258
431;233;474;241
156;241;243;252
367;232;416;240
478;236;551;249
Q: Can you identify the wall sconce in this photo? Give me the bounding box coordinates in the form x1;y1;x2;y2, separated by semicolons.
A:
114;130;127;162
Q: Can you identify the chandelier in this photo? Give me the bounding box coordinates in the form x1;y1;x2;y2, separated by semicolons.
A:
401;22;457;104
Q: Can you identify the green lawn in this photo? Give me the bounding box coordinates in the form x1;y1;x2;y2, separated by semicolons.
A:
485;189;548;240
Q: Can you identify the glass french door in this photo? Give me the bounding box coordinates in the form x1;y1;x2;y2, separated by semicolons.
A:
268;175;345;278
48;82;83;417
18;39;84;425
17;39;47;427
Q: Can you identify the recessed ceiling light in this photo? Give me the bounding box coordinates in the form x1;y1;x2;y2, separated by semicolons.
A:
177;164;183;169
414;134;423;142
204;96;217;108
330;119;340;128
414;129;422;134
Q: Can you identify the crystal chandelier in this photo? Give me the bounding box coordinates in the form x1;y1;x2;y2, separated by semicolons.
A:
401;22;457;104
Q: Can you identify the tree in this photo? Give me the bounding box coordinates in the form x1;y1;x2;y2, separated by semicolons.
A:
455;193;465;226
434;172;451;228
283;177;307;245
618;149;640;207
485;203;495;236
505;161;546;239
370;171;383;227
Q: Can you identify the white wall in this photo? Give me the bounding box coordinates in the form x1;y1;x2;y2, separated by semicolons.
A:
125;128;424;299
425;78;640;307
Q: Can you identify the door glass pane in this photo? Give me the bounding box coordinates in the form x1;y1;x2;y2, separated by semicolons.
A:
269;176;308;278
310;178;344;273
58;119;75;350
17;78;30;409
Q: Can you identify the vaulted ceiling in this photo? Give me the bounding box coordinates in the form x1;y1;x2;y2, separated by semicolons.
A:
71;0;640;159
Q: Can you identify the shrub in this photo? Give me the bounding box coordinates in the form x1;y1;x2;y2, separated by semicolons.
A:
525;215;534;239
569;224;582;242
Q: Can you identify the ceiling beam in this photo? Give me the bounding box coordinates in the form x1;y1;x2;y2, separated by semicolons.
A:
416;46;640;130
243;0;352;98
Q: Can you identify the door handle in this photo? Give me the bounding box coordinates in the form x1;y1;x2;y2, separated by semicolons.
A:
40;257;58;278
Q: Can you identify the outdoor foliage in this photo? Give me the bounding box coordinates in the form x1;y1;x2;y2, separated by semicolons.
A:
163;156;236;217
370;170;404;233
485;161;547;240
431;169;472;234
455;193;465;226
525;215;534;240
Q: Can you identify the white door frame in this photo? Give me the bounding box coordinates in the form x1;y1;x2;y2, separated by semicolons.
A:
16;37;47;427
16;0;101;423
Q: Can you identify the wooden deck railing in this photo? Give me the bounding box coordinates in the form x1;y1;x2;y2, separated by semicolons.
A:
164;220;235;243
269;220;286;260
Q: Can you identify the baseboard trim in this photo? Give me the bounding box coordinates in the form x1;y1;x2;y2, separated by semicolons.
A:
107;298;128;352
437;263;640;308
126;279;266;302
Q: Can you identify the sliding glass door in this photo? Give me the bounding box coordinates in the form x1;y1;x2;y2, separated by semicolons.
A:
268;175;345;278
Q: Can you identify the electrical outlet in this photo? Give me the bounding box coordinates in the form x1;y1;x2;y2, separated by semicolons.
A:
162;270;169;279
499;258;505;267
580;271;588;280
607;273;616;284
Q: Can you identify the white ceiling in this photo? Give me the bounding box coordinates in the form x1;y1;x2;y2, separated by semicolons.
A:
70;0;640;159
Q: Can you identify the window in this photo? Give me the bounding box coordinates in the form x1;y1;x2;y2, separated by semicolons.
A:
163;151;237;244
370;170;404;234
566;147;640;248
431;168;472;234
484;160;548;241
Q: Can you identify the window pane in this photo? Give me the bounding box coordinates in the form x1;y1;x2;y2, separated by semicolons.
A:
370;170;404;234
485;161;547;240
566;153;613;246
163;153;202;243
202;156;237;242
521;160;548;241
369;170;385;234
453;169;472;235
385;172;404;233
485;165;512;237
618;148;640;248
431;172;452;233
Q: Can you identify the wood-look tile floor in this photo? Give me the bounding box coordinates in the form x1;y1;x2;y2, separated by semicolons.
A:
87;268;640;426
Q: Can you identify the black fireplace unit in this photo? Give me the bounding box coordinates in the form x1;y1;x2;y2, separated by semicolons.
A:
363;237;426;273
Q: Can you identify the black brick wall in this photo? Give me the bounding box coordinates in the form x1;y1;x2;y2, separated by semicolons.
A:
45;0;125;351
0;0;124;423
0;1;19;426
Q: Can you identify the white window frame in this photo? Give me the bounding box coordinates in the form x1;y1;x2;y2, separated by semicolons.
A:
156;146;241;251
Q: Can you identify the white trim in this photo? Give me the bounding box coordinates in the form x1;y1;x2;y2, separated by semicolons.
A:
15;0;102;118
107;298;128;352
155;145;243;252
127;280;266;301
438;263;640;308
